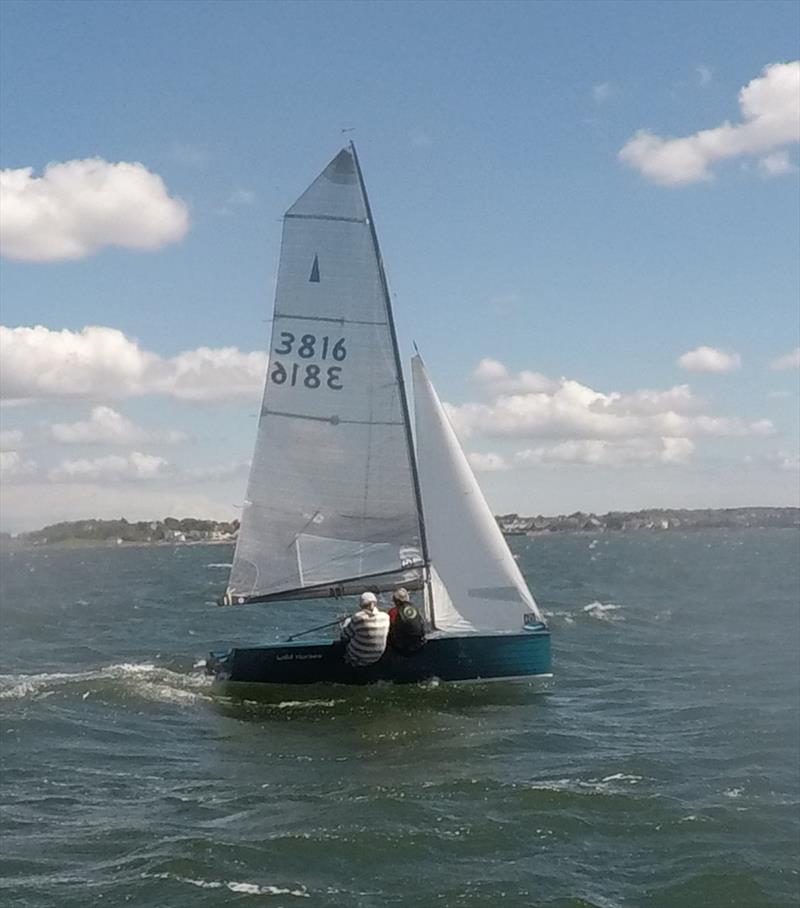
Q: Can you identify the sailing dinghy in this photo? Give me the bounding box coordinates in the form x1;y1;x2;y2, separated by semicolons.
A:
206;145;551;686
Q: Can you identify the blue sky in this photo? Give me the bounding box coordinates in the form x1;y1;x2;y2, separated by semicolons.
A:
1;0;798;531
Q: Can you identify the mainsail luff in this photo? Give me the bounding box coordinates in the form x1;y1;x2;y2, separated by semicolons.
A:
349;143;431;578
226;147;425;604
349;143;435;627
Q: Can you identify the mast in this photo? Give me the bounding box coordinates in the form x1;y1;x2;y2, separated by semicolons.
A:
349;143;435;627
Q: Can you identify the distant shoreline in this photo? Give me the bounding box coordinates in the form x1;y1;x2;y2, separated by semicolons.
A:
495;506;799;535
1;507;797;549
1;537;236;550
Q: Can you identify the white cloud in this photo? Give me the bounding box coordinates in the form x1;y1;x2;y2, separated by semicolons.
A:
164;345;267;401
0;448;250;530
0;450;37;479
661;437;697;463
50;406;184;445
472;358;555;394
447;365;769;444
768;451;800;473
758;150;797;177
770;347;800;370
48;451;170;483
677;346;741;373
619;61;800;185
467;452;510;473
514;437;695;468
473;358;510;383
0;158;189;262
228;188;255;205
167;143;209;168
746;450;800;473
592;82;612;104
0;325;267;403
474;362;701;414
183;461;250;481
0;429;24;450
0;482;239;533
607;384;701;415
217;188;257;215
691;416;773;437
487;292;522;314
696;65;713;87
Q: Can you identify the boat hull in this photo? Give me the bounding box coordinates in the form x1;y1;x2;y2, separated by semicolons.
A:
207;628;551;686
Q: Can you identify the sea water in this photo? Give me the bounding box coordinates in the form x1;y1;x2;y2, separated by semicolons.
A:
1;529;798;907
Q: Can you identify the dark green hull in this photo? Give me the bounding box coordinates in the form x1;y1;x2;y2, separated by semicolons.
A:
207;627;551;686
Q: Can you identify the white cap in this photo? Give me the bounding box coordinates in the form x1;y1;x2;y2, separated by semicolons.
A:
360;591;378;607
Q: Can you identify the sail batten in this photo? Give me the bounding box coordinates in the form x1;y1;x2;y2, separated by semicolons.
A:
285;213;367;224
274;314;389;326
227;146;425;604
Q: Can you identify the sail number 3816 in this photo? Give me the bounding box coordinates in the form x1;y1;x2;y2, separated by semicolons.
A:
271;333;347;391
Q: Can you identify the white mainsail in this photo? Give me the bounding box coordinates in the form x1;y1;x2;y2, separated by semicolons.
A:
412;355;543;633
226;148;425;604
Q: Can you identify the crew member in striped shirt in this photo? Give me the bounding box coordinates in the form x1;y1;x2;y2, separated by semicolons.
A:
340;591;390;667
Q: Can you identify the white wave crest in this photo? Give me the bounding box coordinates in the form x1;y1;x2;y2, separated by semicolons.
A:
238;697;344;710
583;601;624;621
524;772;643;794
541;609;575;624
724;787;745;798
275;699;341;709
142;872;309;897
542;604;621;624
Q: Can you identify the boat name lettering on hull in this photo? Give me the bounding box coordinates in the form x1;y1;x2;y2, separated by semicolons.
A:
275;652;324;662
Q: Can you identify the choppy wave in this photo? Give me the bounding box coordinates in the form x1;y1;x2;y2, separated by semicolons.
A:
541;601;625;624
0;663;213;705
2;530;797;908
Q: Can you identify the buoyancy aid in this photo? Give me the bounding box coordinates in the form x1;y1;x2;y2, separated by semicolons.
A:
389;603;426;654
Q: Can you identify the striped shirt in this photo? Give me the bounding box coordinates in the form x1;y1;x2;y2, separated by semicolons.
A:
341;607;390;667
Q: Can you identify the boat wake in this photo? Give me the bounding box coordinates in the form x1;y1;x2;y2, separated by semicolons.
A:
0;662;387;715
0;662;215;706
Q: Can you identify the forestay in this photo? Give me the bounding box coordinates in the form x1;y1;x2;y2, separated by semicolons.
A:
226;148;424;604
412;355;543;633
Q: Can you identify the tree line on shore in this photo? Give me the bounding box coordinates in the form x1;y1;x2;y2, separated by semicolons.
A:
496;507;799;534
2;508;797;547
3;517;240;546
